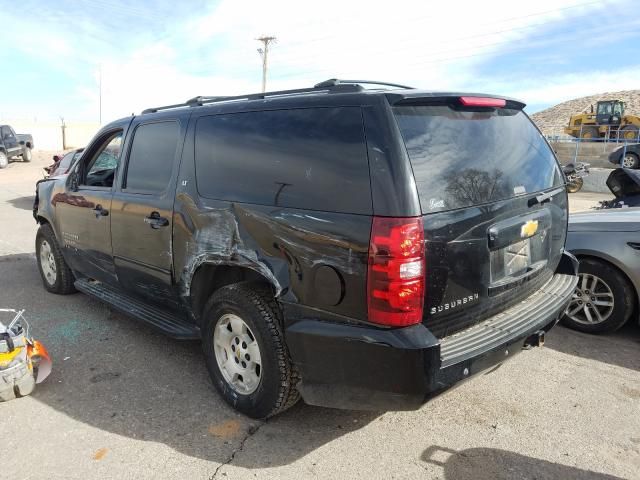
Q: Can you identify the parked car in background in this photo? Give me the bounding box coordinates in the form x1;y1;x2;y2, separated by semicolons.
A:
563;208;640;333
609;143;640;169
33;79;578;418
45;148;84;177
0;125;33;168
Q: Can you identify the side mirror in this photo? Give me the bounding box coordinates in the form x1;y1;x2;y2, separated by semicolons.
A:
53;155;61;162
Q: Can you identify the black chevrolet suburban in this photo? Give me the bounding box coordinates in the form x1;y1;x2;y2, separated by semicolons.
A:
33;79;578;418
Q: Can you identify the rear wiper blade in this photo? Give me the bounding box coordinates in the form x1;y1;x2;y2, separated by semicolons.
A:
528;187;564;208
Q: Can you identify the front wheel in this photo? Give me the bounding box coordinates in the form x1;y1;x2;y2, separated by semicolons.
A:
619;125;639;142
35;224;76;294
566;177;583;193
201;283;300;418
562;258;633;333
0;151;7;169
622;152;639;169
22;147;32;162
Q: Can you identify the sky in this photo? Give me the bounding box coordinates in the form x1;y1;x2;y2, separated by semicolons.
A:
1;0;639;124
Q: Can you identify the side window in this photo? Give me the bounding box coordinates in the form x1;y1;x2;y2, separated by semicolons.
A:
124;121;180;193
2;127;13;140
83;132;123;188
194;107;371;213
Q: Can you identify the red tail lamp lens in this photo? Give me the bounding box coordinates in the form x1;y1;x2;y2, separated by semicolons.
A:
367;217;425;327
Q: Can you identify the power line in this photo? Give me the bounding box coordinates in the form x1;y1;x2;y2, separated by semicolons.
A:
178;1;621;79
267;19;640;82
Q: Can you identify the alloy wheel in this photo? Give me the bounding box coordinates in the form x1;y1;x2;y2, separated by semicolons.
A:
213;313;262;395
622;154;636;168
565;273;614;325
39;240;57;285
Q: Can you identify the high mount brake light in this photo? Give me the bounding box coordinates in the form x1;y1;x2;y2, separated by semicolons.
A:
459;96;506;108
367;217;425;327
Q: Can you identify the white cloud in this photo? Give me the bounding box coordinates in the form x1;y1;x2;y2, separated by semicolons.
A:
5;0;634;121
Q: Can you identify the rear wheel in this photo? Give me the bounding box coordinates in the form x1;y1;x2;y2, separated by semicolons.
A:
201;283;300;418
35;223;76;294
580;127;599;140
22;147;32;162
563;258;634;333
566;177;583;193
622;152;639;169
0;151;7;169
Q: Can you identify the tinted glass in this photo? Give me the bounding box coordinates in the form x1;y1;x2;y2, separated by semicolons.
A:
125;121;180;193
195;107;370;213
85;132;122;187
393;106;562;213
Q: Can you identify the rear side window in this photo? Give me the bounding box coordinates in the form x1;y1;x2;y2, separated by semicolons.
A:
194;107;371;213
124;121;180;193
393;106;562;213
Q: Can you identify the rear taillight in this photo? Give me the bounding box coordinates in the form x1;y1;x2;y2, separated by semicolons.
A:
367;217;425;327
459;96;506;108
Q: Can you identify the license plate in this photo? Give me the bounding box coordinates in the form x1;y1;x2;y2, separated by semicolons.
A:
503;239;531;276
490;238;531;282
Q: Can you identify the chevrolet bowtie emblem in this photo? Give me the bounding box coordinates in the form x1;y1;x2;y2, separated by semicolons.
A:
520;220;539;238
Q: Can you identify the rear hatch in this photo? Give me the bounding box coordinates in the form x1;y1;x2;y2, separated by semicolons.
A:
392;96;567;338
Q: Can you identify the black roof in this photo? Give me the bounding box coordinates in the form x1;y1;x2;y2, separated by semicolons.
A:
138;78;526;117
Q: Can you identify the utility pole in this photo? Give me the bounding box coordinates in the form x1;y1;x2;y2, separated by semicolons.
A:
256;36;276;92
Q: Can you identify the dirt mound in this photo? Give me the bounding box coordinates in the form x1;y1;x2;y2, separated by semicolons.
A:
530;90;640;136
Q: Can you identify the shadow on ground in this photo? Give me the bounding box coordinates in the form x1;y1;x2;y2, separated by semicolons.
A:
7;195;36;211
421;446;625;480
546;322;640;372
1;254;379;467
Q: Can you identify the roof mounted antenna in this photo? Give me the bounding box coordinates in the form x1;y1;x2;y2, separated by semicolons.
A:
314;79;414;90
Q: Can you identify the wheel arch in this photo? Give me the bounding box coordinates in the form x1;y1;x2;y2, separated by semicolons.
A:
188;261;282;326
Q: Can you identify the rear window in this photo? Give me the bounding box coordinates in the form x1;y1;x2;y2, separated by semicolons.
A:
194;107;371;213
393;106;562;213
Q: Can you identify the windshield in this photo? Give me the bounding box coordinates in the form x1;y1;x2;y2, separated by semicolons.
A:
393;105;562;213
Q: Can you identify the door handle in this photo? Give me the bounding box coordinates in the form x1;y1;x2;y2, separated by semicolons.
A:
144;211;169;229
93;204;109;217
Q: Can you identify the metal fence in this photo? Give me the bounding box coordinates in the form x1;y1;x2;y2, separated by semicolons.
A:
545;123;639;166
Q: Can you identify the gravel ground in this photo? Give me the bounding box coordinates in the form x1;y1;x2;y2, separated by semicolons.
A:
0;153;638;479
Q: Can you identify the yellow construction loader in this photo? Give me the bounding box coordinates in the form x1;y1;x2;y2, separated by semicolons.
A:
564;100;640;140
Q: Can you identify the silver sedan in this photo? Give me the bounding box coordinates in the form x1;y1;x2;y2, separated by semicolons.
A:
564;208;640;333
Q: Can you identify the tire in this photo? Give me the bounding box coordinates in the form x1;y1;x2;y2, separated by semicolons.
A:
580;127;599;140
201;283;300;418
566;177;583;193
22;147;32;162
35;223;76;294
0;151;7;169
619;125;639;142
622;152;639;169
562;258;634;333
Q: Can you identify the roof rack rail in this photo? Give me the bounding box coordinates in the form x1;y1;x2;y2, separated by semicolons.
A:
141;79;409;114
314;79;414;90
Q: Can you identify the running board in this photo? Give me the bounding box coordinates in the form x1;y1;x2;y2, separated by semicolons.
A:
74;278;200;340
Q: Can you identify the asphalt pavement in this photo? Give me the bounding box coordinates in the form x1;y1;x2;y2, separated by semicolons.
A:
0;153;638;479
